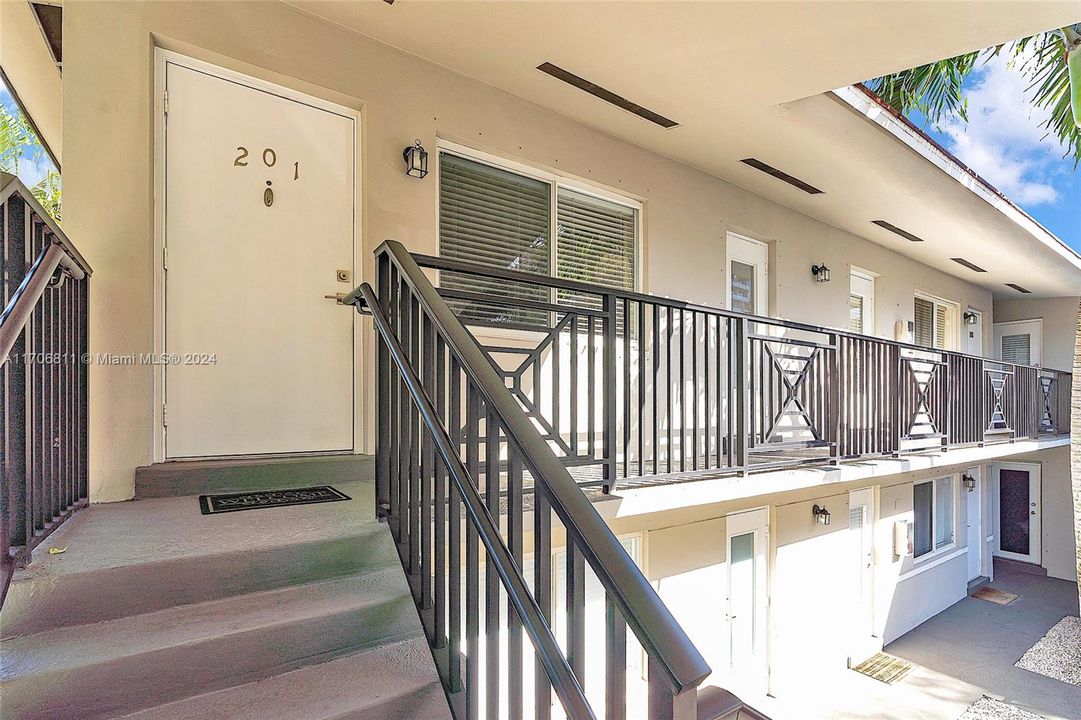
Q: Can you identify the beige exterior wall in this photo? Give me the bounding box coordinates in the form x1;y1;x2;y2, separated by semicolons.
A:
1008;445;1076;582
993;296;1079;372
0;0;62;163
62;1;994;501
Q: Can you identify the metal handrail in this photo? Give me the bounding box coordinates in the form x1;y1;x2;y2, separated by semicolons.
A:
360;282;596;719
0;241;85;365
347;239;711;695
412;251;1071;375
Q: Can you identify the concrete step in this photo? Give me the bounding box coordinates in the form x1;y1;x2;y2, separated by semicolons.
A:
135;454;373;498
116;637;451;720
1;481;391;638
0;570;430;720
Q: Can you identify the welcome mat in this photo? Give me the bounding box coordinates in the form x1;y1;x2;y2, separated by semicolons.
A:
199;486;351;515
1016;616;1081;686
971;586;1018;606
851;652;913;685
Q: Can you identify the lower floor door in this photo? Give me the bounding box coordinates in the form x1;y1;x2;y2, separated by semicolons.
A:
992;462;1041;565
724;507;769;692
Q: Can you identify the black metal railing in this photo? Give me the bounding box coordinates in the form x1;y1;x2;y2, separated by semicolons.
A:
348;240;726;720
0;173;91;607
411;252;1072;490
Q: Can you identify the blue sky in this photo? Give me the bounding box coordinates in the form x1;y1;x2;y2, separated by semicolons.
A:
0;77;56;188
900;50;1080;252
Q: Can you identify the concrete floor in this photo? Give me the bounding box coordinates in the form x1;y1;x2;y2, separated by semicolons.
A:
753;563;1081;720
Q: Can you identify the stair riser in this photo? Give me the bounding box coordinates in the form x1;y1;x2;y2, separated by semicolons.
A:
2;596;421;720
135;456;374;499
1;532;396;638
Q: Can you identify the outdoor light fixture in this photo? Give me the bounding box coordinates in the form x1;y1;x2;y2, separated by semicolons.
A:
812;504;831;526
963;311;978;326
403;139;429;179
963;474;976;491
811;264;831;283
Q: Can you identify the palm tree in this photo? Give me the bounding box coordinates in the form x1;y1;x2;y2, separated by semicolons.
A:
870;24;1081;608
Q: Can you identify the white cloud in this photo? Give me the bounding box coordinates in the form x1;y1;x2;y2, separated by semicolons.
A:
937;49;1065;206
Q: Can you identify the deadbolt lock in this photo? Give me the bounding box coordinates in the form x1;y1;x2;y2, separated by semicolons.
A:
336;269;352;284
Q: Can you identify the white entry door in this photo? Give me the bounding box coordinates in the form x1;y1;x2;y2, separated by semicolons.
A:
848;487;875;652
724;508;769;692
726;233;768;316
162;55;356;459
964;467;983;580
992;462;1041;565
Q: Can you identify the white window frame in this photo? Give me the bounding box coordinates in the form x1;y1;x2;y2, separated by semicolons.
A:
435;139;644;294
913;291;960;351
913;475;957;562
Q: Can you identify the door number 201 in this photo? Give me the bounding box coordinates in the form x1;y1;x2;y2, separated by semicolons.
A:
234;147;300;180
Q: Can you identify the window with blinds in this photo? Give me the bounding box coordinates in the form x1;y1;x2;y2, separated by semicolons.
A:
439;151;638;327
848;294;864;333
1001;334;1031;365
913;476;954;559
913;295;956;350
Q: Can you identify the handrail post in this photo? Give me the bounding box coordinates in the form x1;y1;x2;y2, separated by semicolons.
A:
374;251;391;519
603;292;617;493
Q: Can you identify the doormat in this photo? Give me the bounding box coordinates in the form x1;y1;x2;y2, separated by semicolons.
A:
971;586;1018;606
958;696;1044;719
1016;616;1081;686
851;652;913;685
198;486;351;515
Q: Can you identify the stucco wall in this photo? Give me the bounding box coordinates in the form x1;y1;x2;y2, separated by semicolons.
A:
63;1;994;501
992;296;1079;372
0;0;62;162
1008;446;1077;582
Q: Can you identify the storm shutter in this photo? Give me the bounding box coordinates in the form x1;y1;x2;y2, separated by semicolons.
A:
439;152;551;326
1001;334;1031;365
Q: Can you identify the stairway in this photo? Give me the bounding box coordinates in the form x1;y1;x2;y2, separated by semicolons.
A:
0;457;452;720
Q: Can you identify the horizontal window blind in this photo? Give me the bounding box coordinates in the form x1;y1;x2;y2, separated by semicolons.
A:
848;294;864;334
913;297;933;348
556;187;636;300
934;304;951;350
1001;334;1031;365
913;481;933;558
439;152;551;326
934;476;953;549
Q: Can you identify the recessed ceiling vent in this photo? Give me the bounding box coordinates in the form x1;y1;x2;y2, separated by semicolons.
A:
739;159;823;194
871;220;924;243
1005;283;1032;294
536;62;679;129
950;257;987;273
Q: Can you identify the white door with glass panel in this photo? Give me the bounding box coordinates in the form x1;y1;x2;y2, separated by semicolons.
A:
849;488;875;655
992;462;1041;565
848;269;875;335
723;508;769;692
726;233;768;316
964;467;983;580
162;55;356;459
993;320;1042;367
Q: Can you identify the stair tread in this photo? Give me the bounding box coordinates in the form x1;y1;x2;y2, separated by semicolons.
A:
1;568;412;679
116;637;451;720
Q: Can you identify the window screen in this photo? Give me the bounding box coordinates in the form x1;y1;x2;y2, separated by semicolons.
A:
439;152;551;326
913;481;933;558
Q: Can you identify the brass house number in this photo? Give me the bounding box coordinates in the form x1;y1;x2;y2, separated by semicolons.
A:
234;147;300;208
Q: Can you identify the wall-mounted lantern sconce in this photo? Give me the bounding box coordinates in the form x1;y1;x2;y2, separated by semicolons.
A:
812;504;831;526
963;311;979;326
962;474;976;491
403;139;429;179
811;264;831;283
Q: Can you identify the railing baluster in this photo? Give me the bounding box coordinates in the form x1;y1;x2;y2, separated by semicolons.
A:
692;311;698;471
421;312;435;616
434;335;447;649
465;382;481;719
567;539;586;686
637;301;645;477
507;440;524;720
678;308;685;473
587;314;596;460
448;357;463;693
623;298;631;479
665;306;673;474
534;484;553;720
603;294;617;491
570;313;579;459
605;595;627;720
652;303;660;476
485;409;501;720
409;295;422;578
